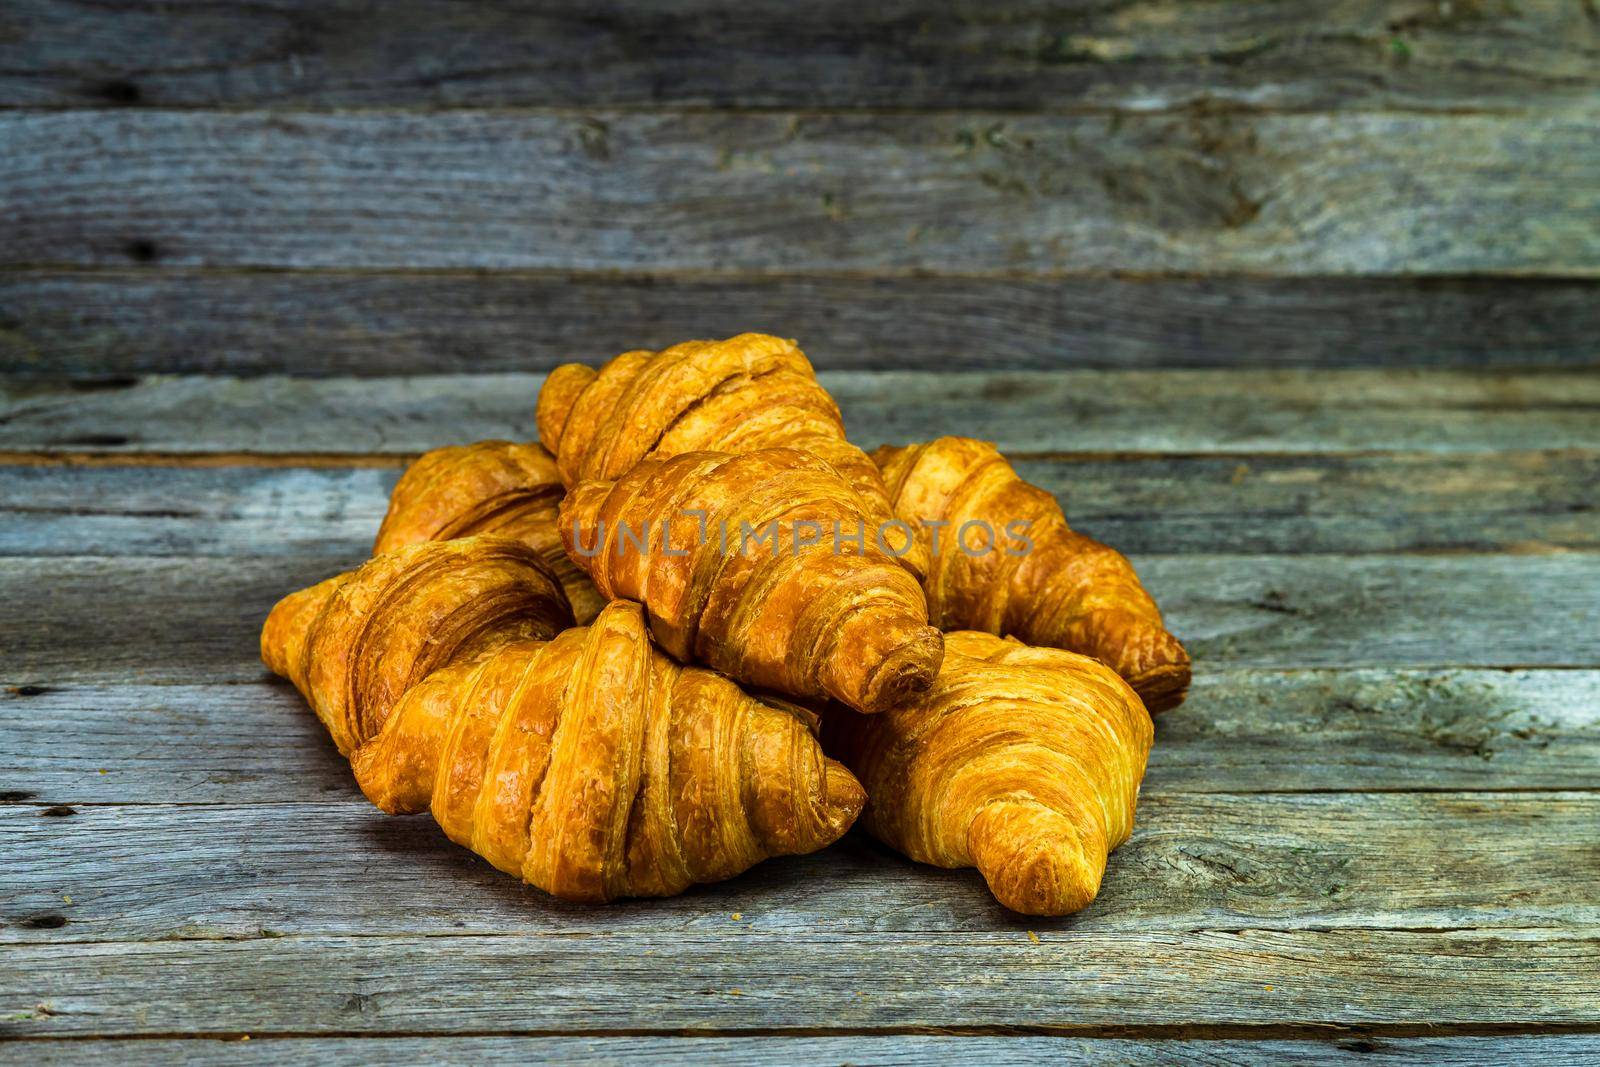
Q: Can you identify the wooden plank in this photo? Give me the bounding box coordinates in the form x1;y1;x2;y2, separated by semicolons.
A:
8;271;1600;376
5;793;1598;943
4;111;1595;275
5;371;1598;456
3;927;1597;1035
0;555;344;686
0;684;353;805
3;451;1596;559
5;553;1597;686
3;0;1595;112
12;1035;1600;1066
6;668;1598;803
0;464;398;559
1147;668;1600;793
1014;451;1600;555
1159;554;1600;670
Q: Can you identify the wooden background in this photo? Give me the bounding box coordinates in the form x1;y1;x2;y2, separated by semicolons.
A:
2;2;1598;1063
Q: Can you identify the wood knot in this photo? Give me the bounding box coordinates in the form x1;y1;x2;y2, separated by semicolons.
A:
95;79;143;105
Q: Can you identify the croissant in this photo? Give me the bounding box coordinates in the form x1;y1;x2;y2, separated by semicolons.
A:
536;332;929;579
873;437;1191;712
261;537;865;902
261;536;576;757
373;439;605;623
823;631;1153;916
560;447;943;715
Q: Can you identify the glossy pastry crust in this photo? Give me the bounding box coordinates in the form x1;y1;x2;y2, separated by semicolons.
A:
261;537;864;902
261;537;575;757
874;436;1191;712
374;439;605;623
823;631;1153;916
561;447;943;716
536;332;929;579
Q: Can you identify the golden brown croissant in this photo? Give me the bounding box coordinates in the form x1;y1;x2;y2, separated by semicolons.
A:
261;537;865;902
536;332;929;579
261;536;576;757
823;631;1152;916
560;447;943;715
373;440;605;623
873;436;1191;712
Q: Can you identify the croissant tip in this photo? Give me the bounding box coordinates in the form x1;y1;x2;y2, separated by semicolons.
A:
1129;659;1192;715
983;842;1101;917
970;823;1103;917
967;800;1108;916
823;760;868;838
855;627;944;714
535;363;598;457
260;576;341;683
867;442;900;465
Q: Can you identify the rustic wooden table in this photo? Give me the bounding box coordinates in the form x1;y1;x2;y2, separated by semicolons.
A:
3;2;1598;1063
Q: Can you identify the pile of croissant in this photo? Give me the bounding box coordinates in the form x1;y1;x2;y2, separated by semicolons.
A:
261;333;1189;916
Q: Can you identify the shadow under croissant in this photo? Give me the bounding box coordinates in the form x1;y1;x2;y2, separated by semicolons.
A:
351;815;1101;929
348;815;900;921
259;674;366;798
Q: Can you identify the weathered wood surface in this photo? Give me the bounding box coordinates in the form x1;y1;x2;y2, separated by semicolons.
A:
1;0;1594;1053
7;667;1598;803
4;0;1595;112
6;371;1599;455
13;1035;1600;1066
4;451;1595;559
6;792;1599;943
4;553;1597;685
5;112;1596;275
4;927;1598;1036
7;271;1600;376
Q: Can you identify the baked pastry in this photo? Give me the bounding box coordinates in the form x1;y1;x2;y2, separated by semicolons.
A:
874;436;1190;711
261;537;865;902
823;631;1152;915
374;440;604;623
560;447;943;714
536;332;928;578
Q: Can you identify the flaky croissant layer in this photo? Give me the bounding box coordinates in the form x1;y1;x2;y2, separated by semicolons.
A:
824;631;1153;916
536;332;929;579
261;537;864;902
561;447;943;715
261;537;575;756
373;439;605;623
874;436;1191;712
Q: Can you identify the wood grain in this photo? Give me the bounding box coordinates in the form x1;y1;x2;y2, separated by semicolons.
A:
6;792;1599;944
5;371;1598;456
3;553;1597;686
1;0;1594;1047
4;927;1597;1036
7;271;1600;376
7;667;1597;803
4;111;1595;275
11;1035;1600;1065
3;451;1595;559
3;0;1594;111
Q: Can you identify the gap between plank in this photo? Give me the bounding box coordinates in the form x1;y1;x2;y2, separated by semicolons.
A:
6;447;1600;470
0;100;1568;120
6;264;1600;284
17;923;1592;949
4;1020;1600;1044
